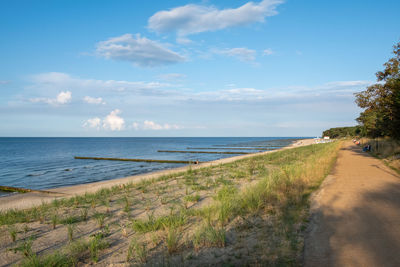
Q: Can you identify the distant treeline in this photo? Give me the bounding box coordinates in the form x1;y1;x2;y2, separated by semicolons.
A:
322;126;363;138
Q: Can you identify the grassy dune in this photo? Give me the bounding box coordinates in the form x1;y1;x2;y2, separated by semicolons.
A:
0;142;341;266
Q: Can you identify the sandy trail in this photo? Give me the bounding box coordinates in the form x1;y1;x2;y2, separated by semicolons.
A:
0;139;315;211
304;141;400;266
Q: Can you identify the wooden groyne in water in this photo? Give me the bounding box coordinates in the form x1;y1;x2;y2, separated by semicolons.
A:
0;185;63;194
74;156;199;164
213;144;287;148
157;150;252;154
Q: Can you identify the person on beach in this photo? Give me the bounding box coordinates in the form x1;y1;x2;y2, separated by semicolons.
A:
363;144;371;152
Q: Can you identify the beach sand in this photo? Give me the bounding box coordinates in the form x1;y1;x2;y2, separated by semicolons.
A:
0;138;316;211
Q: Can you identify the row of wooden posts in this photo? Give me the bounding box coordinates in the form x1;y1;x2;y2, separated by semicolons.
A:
1;145;286;193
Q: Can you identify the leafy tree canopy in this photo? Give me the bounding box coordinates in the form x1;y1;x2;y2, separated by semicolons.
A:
355;42;400;139
322;126;363;139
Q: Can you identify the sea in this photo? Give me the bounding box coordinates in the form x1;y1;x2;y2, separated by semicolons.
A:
0;137;305;197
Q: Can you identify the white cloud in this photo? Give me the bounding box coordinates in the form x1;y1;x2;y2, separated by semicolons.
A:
0;80;10;85
263;48;274;55
96;34;185;67
322;81;372;88
196;87;265;101
192;80;372;102
103;109;125;131
176;36;193;45
143;120;164;130
30;91;72;105
148;0;284;36
217;48;256;62
83;110;125;131
132;122;140;130
83;96;105;105
56;91;72;104
132;120;182;130
157;73;186;81
83;117;101;129
30;72;171;95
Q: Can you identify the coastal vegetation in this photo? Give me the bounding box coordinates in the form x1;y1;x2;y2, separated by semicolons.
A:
0;142;340;266
323;41;400;172
354;41;400;140
322;126;363;139
358;138;400;173
323;41;399;141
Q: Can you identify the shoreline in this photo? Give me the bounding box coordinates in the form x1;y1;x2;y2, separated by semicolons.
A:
0;138;315;211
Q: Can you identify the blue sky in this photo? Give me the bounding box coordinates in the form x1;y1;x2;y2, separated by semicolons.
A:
0;0;399;137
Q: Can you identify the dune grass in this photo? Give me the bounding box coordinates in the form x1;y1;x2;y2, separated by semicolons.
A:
0;141;340;266
359;138;400;173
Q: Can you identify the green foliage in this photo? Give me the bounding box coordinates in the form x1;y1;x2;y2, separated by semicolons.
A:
89;235;109;262
123;195;130;213
80;207;88;222
193;224;226;250
131;211;187;233
183;194;201;203
164;226;180;254
8;225;18;242
51;213;58;229
127;238;147;263
355;41;400;139
19;251;73;267
322;126;363;138
67;224;75;242
93;212;107;229
67;239;88;262
60;215;81;225
10;237;35;258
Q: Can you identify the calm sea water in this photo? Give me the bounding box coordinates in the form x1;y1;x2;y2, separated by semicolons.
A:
0;137;302;196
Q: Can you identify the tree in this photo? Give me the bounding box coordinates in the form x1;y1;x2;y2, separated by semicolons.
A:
355;42;400;139
322;126;362;139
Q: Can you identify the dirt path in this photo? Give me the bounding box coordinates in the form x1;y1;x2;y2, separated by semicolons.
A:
304;141;400;266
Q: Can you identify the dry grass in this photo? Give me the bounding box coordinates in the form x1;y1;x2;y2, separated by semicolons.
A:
360;138;400;173
0;141;341;266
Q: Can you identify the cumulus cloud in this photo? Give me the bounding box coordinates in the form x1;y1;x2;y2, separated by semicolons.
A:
83;110;125;131
56;91;72;104
132;120;182;130
263;48;274;55
103;109;125;131
96;34;185;67
148;0;284;36
83;96;105;105
217;48;256;62
83;117;101;129
30;91;72;105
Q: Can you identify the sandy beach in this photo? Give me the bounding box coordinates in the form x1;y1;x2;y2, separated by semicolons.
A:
0;138;315;211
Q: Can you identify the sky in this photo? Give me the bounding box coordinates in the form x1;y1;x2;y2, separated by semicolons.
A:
0;0;399;137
